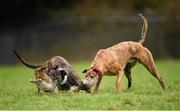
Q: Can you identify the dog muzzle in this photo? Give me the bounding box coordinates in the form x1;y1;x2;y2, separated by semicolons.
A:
83;76;98;88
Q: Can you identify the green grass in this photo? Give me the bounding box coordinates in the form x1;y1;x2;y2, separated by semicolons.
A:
0;60;180;110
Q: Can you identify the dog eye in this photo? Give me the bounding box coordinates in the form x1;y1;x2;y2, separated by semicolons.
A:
90;76;93;79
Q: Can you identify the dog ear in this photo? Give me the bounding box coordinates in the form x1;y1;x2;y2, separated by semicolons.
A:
93;69;99;73
82;69;88;73
53;66;58;70
93;68;102;75
60;70;67;77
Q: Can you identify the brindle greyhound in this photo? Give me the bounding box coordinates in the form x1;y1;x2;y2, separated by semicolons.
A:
82;14;165;92
14;51;90;93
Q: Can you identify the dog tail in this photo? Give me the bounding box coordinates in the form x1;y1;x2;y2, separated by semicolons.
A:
14;50;40;69
138;13;148;44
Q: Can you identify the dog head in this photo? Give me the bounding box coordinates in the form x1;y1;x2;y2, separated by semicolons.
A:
82;67;101;89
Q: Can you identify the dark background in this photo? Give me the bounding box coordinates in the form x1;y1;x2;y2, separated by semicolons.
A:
0;0;179;64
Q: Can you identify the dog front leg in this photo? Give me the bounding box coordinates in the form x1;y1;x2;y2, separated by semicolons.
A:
94;75;102;92
116;70;124;91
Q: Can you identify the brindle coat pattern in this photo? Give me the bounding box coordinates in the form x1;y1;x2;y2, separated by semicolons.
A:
82;14;165;92
14;51;89;93
46;58;90;92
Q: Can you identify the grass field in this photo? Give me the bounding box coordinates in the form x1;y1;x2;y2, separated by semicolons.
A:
0;60;179;110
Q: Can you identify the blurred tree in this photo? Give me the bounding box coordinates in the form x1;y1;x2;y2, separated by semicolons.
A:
0;0;179;64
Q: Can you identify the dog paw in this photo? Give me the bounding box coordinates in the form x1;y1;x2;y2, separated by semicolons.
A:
70;86;79;92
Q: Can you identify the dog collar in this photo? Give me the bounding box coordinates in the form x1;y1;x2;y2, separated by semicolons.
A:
60;75;67;85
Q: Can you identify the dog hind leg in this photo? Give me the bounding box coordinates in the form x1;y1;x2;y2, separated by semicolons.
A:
124;60;137;89
137;48;165;90
124;64;132;89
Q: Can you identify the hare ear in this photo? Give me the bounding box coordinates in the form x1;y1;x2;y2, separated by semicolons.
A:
82;69;88;73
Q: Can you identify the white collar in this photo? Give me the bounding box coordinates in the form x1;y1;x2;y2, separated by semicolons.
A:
60;75;67;85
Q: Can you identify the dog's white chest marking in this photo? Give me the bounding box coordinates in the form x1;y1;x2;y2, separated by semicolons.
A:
60;75;67;85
